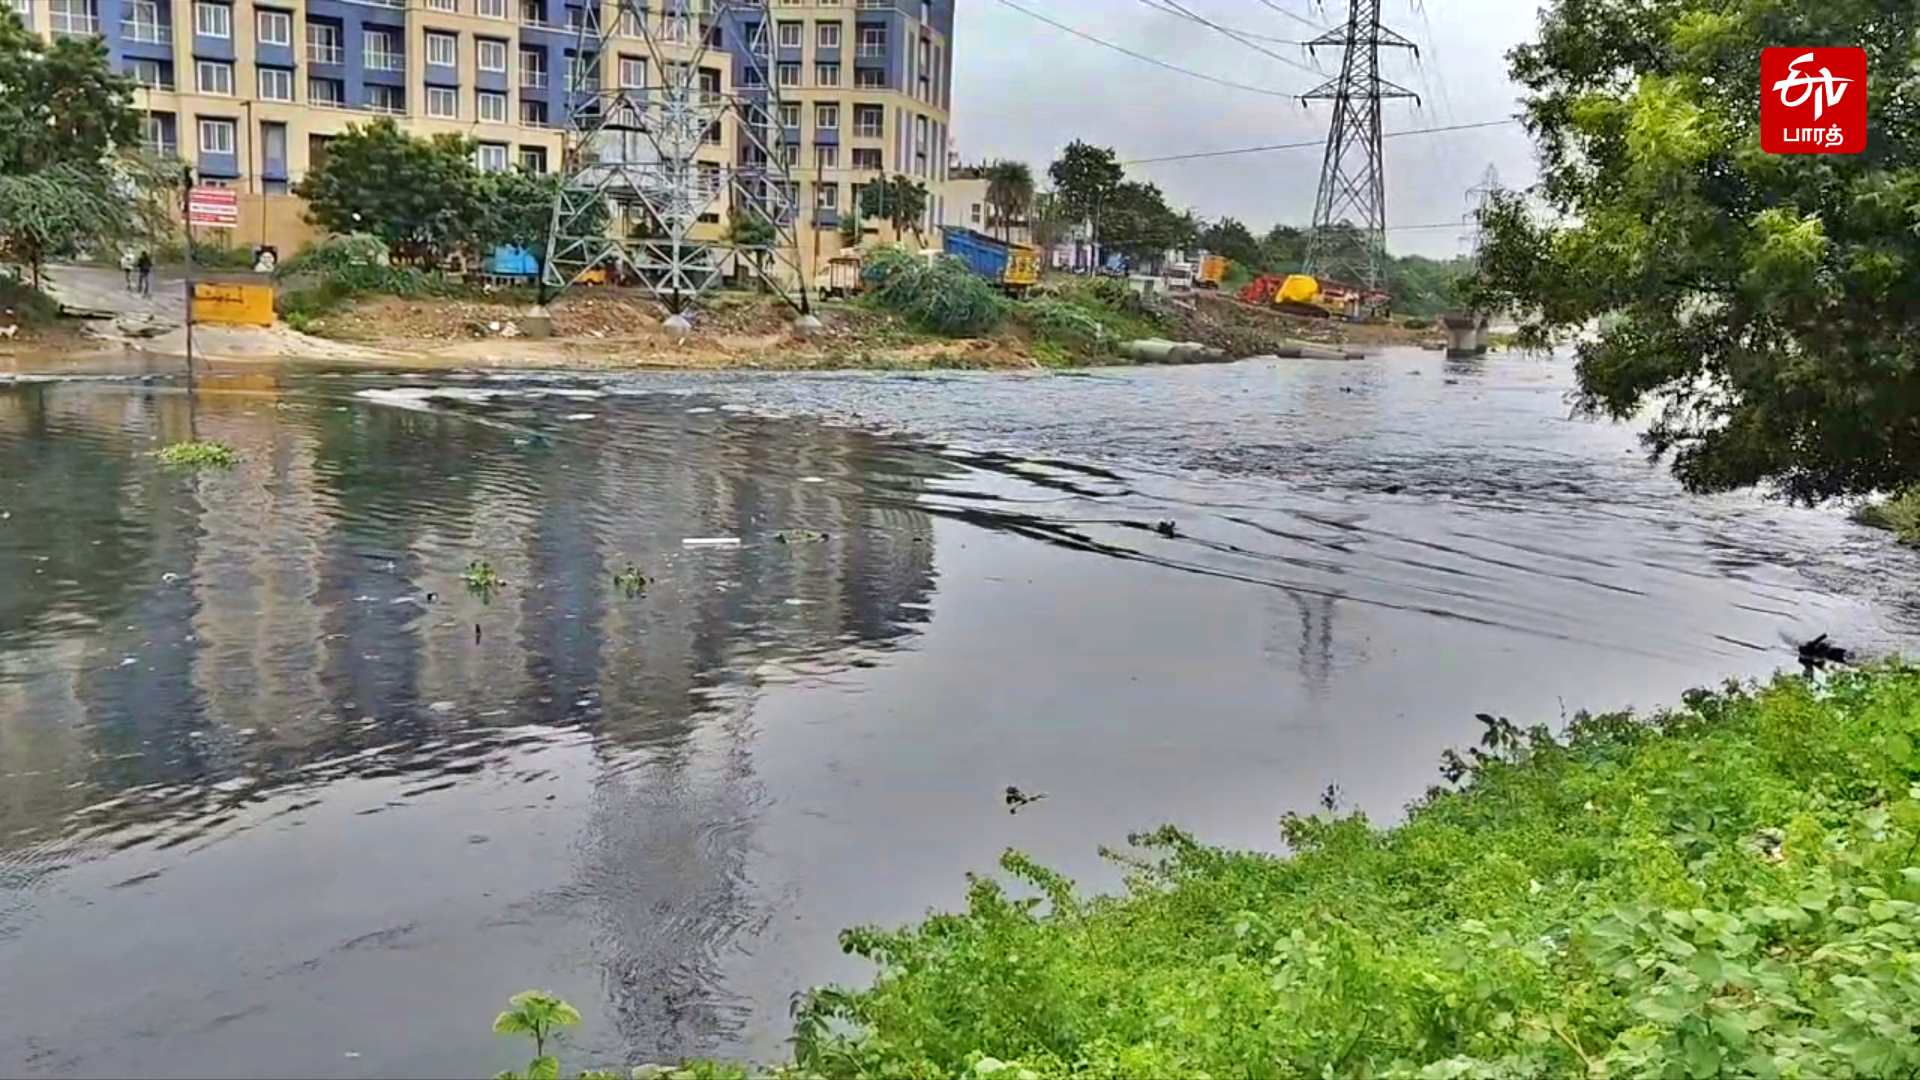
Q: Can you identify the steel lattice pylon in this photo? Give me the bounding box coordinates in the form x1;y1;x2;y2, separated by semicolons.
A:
1300;0;1419;292
544;0;810;315
1464;163;1502;267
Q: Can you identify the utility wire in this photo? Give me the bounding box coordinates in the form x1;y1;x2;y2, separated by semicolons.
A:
1136;0;1323;76
984;0;1300;98
1121;118;1518;165
1251;0;1333;35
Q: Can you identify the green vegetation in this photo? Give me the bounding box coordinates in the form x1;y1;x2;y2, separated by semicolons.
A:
153;441;239;469
494;664;1920;1078
856;175;932;245
293;118;579;269
273;232;466;327
1851;490;1920;547
1470;0;1920;504
0;13;171;289
612;564;649;597
462;559;503;597
860;245;1010;337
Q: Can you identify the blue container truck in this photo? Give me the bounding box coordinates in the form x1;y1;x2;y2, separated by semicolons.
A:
938;226;1040;295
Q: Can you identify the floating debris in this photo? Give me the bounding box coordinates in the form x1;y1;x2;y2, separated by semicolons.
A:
613;564;649;597
461;560;503;595
1005;785;1048;814
153;441;239;469
681;537;741;547
1153;520;1178;538
773;529;829;544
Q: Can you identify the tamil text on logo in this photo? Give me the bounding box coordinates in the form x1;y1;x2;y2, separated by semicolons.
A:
1760;47;1867;155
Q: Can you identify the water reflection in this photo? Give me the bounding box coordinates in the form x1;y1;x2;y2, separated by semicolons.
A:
0;378;937;964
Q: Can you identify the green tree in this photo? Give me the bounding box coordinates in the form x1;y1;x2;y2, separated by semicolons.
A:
1198;216;1263;269
837;204;862;247
294;118;484;266
724;205;778;286
982;158;1034;241
1260;224;1308;271
0;16;150;284
1028;189;1068;249
469;168;571;255
1047;141;1124;253
857;174;930;244
1100;180;1186;265
1472;0;1920;502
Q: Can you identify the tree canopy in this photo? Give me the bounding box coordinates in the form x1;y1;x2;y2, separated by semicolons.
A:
0;15;156;282
1471;0;1920;502
857;174;930;241
294;118;570;265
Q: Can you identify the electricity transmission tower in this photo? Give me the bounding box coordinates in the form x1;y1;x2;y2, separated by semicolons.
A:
544;0;810;317
1464;164;1502;266
1300;0;1419;292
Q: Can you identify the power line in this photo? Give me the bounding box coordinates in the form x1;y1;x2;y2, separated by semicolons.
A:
1252;0;1334;34
984;0;1299;98
1121;117;1517;165
1136;0;1323;76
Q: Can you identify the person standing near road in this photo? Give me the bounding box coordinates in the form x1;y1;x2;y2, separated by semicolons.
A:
136;250;152;296
120;249;136;291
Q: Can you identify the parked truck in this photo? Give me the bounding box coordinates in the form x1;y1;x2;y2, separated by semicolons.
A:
1195;252;1228;288
938;226;1042;295
813;251;864;298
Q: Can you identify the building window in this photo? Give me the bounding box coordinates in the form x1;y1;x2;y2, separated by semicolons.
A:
257;66;293;101
915;114;928;147
138;115;173;154
814;102;837;130
815;61;839;86
368;84;403;112
814;144;837;170
618;55;645;89
255;8;289;45
426;86;458;117
478;39;507;71
969;202;981;224
852;104;882;137
306;23;342;64
477;0;506;16
476;143;509;172
518;0;542;24
122;0;170;42
477;90;506;122
46;0;92;36
816;182;838;210
519;145;547;172
426;31;457;67
197;118;235;155
857;26;884;56
364;30;401;71
308;77;343;105
776;20;801;47
192;0;228;37
519;99;547;126
428;0;456;10
777;102;799;127
782;141;799;166
520;48;547;87
817;21;840;48
854;67;886;88
564;54;597;91
775;63;799;87
851;146;881;170
194;60;233;95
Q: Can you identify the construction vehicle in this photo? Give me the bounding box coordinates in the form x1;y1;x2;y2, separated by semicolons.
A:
1195;252;1228;289
1239;272;1389;320
813;251;864;298
938;226;1042;295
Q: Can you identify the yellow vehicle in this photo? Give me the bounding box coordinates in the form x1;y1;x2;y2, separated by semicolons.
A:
814;251;864;298
1003;243;1042;292
1196;253;1228;288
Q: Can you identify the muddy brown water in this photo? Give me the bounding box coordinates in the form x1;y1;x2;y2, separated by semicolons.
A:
2;352;1918;1078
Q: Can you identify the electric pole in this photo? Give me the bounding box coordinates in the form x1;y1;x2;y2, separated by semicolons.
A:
1300;0;1419;292
1464;164;1502;268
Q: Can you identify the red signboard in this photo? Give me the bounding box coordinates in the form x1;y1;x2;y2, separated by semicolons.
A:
1760;47;1867;154
187;186;240;228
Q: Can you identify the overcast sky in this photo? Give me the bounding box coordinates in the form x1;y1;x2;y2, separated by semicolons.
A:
947;0;1544;259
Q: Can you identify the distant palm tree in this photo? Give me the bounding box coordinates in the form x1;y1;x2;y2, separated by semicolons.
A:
983;159;1034;243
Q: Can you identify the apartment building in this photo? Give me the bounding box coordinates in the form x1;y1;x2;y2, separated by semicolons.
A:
10;0;951;261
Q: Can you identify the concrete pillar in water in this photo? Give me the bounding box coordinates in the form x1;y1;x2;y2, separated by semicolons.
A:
1442;314;1478;359
1473;316;1490;355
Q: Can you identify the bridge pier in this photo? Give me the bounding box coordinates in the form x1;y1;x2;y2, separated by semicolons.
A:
1473;315;1489;355
1442;313;1479;358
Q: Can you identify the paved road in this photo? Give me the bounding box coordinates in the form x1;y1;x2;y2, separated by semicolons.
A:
40;263;187;326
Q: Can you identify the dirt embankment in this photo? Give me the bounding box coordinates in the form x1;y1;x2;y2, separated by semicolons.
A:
304;290;1037;370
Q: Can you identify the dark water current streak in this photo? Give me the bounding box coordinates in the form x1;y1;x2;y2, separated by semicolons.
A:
0;351;1917;1078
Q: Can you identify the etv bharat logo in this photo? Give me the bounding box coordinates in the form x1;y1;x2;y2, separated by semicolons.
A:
1761;47;1867;154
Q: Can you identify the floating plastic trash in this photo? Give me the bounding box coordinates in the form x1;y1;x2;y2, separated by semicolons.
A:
681;537;742;547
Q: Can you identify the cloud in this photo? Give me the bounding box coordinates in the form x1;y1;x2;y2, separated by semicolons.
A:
948;0;1543;258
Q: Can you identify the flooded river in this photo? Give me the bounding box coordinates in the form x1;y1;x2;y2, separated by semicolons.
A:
3;351;1918;1078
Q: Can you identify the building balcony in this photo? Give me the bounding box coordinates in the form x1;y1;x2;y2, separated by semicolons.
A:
365;52;404;72
121;19;171;43
308;44;344;65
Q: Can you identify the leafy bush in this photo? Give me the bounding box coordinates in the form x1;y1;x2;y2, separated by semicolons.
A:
859;245;1009;337
1852;489;1920;547
1020;296;1109;351
1400;315;1435;330
782;664;1920;1079
274;232;449;321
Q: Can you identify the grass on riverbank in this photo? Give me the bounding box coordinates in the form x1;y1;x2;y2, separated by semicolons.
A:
503;662;1920;1079
1852;489;1920;547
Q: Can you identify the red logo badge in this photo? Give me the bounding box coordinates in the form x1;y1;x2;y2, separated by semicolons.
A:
1760;47;1867;154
